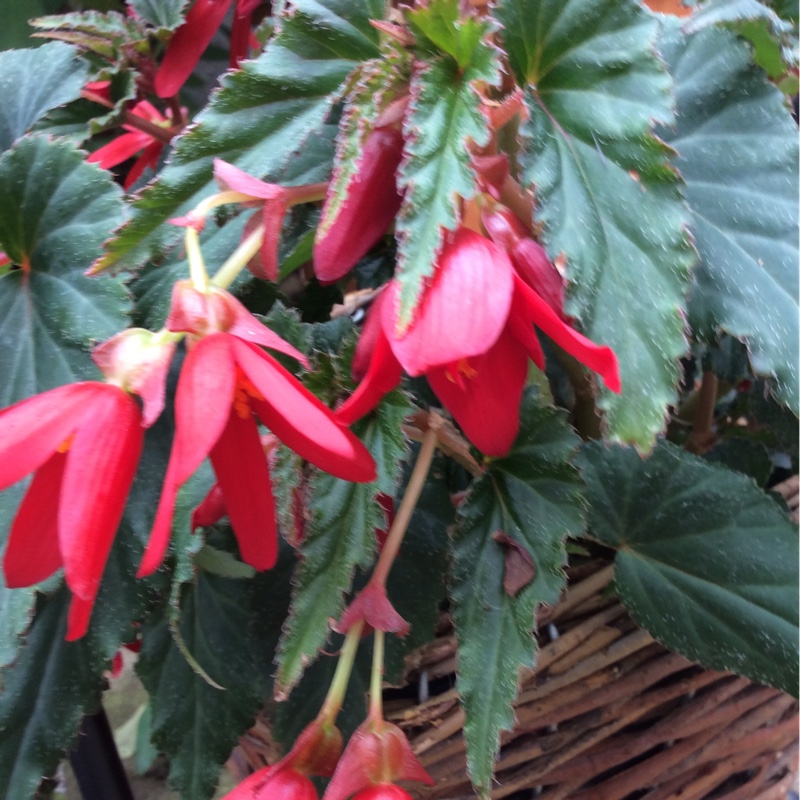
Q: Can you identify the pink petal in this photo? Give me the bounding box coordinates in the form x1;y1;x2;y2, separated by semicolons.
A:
426;326;528;457
513;275;622;393
139;335;236;577
59;387;143;607
255;198;286;281
228;7;252;68
506;284;546;370
314;127;404;283
335;327;402;427
154;0;234;98
0;383;100;491
227;309;308;367
385;229;514;376
213;159;284;200
123;141;163;190
209;404;278;570
3;450;66;588
66;595;95;641
334;580;409;635
191;484;226;529
88;132;150;169
231;338;377;483
351;287;387;382
510;238;566;318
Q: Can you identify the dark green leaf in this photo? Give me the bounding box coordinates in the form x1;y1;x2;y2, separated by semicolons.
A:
276;390;410;696
500;0;694;446
579;439;799;696
0;43;89;153
394;34;500;327
656;24;799;413
30;11;147;59
0;136;129;407
0;576;33;670
96;0;382;273
705;437;773;486
451;390;582;795
137;571;265;800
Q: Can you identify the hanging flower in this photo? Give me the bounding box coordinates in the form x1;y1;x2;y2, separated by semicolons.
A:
221;764;318;800
138;282;377;577
0;383;144;640
154;0;262;98
337;227;621;456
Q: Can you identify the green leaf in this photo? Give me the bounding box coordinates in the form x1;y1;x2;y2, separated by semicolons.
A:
705;437;773;486
500;0;694;446
393;27;500;327
0;43;89;153
451;390;583;795
276;389;410;696
579;439;799;697
406;0;491;68
130;0;188;31
96;0;383;273
0;136;129;407
0;576;33;671
656;24;799;413
137;571;265;800
30;11;148;59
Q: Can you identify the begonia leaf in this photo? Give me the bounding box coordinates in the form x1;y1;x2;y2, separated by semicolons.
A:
30;11;148;59
0;136;129;408
499;0;695;447
451;390;582;795
276;389;410;696
130;0;189;32
407;0;490;69
579;439;799;697
96;0;383;273
393;21;501;328
656;23;799;413
0;43;89;153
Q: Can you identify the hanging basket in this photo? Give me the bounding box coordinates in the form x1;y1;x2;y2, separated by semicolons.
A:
232;557;798;800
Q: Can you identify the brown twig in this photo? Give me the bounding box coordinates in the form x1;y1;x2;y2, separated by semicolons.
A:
685;370;719;454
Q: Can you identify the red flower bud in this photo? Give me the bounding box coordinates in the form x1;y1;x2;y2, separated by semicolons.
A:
353;786;413;800
314;127;405;283
221;764;318;800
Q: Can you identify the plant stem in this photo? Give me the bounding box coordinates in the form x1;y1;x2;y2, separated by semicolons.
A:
369;629;385;721
211;222;265;289
371;417;441;586
186;228;209;292
318;620;364;723
80;90;178;145
686;370;719;454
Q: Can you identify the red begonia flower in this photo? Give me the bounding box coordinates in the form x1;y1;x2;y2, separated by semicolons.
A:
221;764;318;800
313;126;405;283
138;284;376;577
323;718;432;800
0;383;143;640
337;226;621;456
353;786;414;800
88;100;172;190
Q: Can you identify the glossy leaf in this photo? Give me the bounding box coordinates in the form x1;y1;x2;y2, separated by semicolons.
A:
96;0;383;273
656;23;799;412
0;42;89;153
451;390;583;795
0;136;129;407
501;0;695;446
579;439;799;696
393;24;500;327
276;389;410;696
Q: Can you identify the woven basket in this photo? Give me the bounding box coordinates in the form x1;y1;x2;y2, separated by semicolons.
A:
233;482;800;800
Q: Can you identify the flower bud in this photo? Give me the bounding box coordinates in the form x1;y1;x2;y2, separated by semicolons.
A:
222;764;318;800
353;786;413;800
314;126;405;283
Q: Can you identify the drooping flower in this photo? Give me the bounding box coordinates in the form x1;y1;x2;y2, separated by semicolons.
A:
154;0;262;98
221;764;318;800
87;99;174;190
138;282;376;577
0;382;144;640
322;718;432;800
337;227;621;456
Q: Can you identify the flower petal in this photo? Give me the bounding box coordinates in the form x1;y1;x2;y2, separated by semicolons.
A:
87;132;150;169
3;450;66;588
123;141;163;190
191;483;226;530
213;159;284;200
210;404;278;570
59;387;143;608
66;595;95;641
334;580;409;636
336;327;402;427
385;229;514;376
0;383;99;491
513;274;622;393
154;0;234;98
139;334;236;577
231;338;376;483
427;326;528;457
228;6;252;68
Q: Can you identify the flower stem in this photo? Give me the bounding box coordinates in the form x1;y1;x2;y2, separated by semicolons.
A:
211;222;265;289
318;620;364;724
368;629;385;721
186;228;210;292
80;90;179;144
371;416;441;586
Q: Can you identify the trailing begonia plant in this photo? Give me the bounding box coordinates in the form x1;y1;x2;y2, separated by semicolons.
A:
0;0;797;798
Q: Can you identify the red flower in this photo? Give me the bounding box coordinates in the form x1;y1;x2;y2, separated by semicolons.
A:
87;100;173;189
353;786;413;800
138;283;377;577
221;764;318;800
154;0;261;98
337;228;621;456
0;383;144;640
